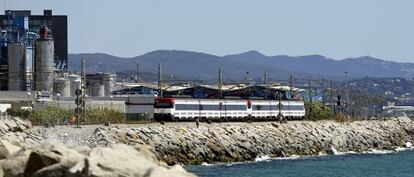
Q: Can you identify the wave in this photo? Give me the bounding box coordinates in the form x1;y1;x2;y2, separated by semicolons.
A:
255;155;271;162
198;142;414;167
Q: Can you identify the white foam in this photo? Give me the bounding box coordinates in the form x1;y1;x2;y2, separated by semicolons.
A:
365;149;395;154
405;142;412;148
395;147;409;152
276;154;302;160
201;162;213;166
255;155;271;162
330;147;340;155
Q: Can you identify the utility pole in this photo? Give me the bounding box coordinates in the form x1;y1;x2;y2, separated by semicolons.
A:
75;58;86;127
329;80;334;113
263;71;268;99
158;64;163;98
289;74;293;98
321;78;325;104
344;71;349;117
308;77;313;102
81;58;86;124
218;67;223;98
277;91;285;123
309;77;313;120
136;63;139;83
246;71;250;97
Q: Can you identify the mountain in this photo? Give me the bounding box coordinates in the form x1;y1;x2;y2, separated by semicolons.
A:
68;50;414;82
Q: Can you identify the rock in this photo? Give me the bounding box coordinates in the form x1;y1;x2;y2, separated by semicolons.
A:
0;150;31;177
0;166;4;177
271;123;279;128
24;140;86;177
0;139;21;159
70;144;195;177
134;144;160;165
72;146;92;156
149;165;196;177
325;147;338;155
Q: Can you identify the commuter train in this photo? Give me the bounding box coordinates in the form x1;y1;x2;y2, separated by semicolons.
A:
154;97;305;122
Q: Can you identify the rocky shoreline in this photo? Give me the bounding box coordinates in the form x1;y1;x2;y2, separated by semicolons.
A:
34;117;414;165
2;117;414;176
0;117;195;177
99;118;414;165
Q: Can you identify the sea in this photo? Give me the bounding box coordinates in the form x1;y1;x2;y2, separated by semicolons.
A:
185;149;414;177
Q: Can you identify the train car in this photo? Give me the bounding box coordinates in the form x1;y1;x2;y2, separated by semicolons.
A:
154;97;305;122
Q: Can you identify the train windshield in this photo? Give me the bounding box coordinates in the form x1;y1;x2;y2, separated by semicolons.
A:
154;98;174;108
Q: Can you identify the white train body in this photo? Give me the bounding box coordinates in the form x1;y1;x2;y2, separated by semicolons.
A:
154;98;305;121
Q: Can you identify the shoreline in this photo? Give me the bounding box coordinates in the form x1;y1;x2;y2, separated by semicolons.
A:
194;146;414;167
32;117;414;165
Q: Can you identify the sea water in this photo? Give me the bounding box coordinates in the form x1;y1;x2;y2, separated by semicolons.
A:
185;150;414;177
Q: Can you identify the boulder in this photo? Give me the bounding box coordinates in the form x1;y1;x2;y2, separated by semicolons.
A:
71;144;161;176
0;166;3;177
0;150;31;177
0;139;21;159
24;140;86;177
70;144;195;177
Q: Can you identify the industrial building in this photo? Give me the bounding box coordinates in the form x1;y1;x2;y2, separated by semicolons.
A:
0;9;67;91
86;73;115;97
112;83;305;100
0;10;67;69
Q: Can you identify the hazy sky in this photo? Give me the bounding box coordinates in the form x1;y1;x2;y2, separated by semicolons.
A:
3;0;414;62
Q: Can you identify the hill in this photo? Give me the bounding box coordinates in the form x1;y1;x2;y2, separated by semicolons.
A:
68;50;414;82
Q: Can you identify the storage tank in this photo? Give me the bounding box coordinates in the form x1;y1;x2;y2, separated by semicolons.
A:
7;42;26;91
53;78;70;97
68;74;81;97
0;45;9;90
34;35;54;93
102;73;114;96
90;80;105;97
98;84;105;97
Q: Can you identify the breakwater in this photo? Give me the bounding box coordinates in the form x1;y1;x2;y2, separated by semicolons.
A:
0;117;195;177
91;118;414;165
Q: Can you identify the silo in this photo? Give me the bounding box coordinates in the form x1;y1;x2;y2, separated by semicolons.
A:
7;42;26;91
34;39;54;93
53;78;70;97
33;26;54;93
98;84;105;97
102;73;113;96
0;45;9;90
68;74;81;97
90;80;105;97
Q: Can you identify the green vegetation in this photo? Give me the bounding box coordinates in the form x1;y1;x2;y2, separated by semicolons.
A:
304;101;333;121
7;106;126;126
304;101;349;122
6;108;31;119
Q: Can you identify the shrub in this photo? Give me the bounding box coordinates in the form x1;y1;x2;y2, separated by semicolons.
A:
334;112;348;123
304;101;333;121
84;107;125;124
28;106;125;125
29;106;72;125
6;108;31;119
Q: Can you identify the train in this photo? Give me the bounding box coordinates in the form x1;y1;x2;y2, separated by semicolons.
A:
154;97;305;122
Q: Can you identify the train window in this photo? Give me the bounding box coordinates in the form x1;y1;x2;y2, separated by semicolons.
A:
176;104;199;110
225;105;247;110
154;102;173;108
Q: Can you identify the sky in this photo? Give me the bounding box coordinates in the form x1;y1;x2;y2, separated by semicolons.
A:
2;0;414;62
